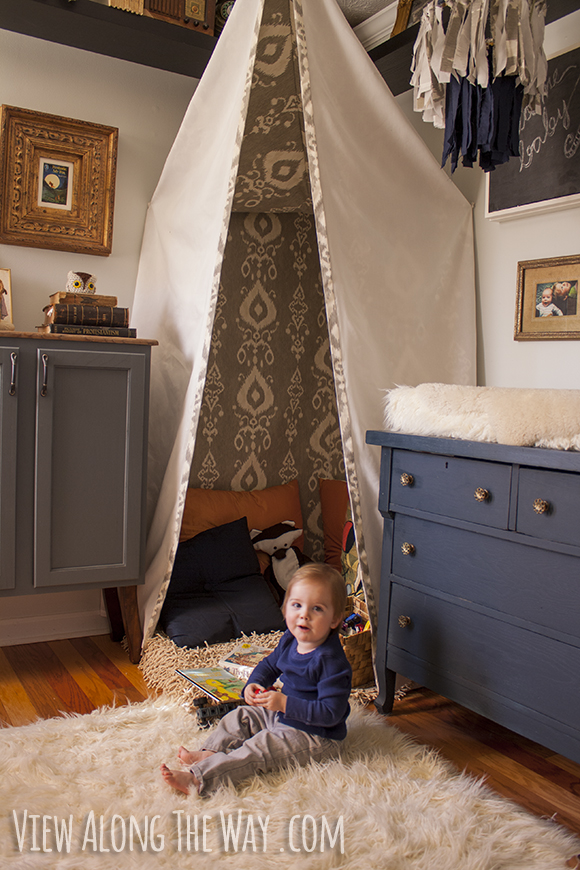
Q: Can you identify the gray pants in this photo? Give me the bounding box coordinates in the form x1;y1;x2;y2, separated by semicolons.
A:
191;705;340;795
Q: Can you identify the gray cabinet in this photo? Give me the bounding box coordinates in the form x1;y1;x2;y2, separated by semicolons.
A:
366;431;580;764
0;334;152;598
0;345;18;591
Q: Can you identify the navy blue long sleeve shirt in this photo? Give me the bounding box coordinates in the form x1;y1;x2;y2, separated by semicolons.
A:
247;630;352;740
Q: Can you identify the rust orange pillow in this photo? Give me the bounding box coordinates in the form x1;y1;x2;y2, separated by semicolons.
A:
318;478;349;570
180;480;304;553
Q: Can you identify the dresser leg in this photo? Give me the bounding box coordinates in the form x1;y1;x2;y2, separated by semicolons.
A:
117;585;142;664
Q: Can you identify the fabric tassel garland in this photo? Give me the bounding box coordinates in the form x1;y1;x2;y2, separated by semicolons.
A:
411;0;547;171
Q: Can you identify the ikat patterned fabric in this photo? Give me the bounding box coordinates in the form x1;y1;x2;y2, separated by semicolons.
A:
189;212;344;560
233;0;312;213
189;0;345;560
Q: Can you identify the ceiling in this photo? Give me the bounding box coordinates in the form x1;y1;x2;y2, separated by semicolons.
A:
336;0;393;27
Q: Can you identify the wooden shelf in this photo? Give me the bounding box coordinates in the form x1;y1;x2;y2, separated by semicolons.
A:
0;0;575;90
0;0;216;79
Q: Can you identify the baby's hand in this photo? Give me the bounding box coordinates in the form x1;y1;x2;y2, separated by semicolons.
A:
243;683;264;705
253;689;287;713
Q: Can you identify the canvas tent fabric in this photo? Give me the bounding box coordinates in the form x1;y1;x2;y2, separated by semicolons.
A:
188;3;345;563
131;0;477;649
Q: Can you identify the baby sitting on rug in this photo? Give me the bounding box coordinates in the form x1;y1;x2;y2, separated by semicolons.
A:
160;563;352;795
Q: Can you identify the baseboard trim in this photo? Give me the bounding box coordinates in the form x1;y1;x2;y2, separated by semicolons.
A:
0;611;110;646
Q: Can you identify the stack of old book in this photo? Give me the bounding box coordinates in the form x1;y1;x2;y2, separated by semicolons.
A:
37;291;136;338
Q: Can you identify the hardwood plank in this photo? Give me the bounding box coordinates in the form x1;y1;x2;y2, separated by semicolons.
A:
0;695;13;728
433;701;580;793
2;642;94;720
549;754;580;778
389;689;580;836
91;634;152;697
68;636;147;704
0;648;39;727
47;639;119;710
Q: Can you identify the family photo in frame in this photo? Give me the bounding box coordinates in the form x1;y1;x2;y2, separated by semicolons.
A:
515;255;580;340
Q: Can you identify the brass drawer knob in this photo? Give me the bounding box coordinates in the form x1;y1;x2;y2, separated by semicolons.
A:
398;615;412;628
533;498;550;514
401;542;415;556
400;472;414;487
474;487;490;502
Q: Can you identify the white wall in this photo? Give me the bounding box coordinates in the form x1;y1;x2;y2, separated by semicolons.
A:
0;29;197;644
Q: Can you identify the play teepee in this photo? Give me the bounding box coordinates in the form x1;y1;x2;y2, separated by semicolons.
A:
131;0;476;647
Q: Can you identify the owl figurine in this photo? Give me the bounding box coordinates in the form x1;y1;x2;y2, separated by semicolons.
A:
66;270;97;294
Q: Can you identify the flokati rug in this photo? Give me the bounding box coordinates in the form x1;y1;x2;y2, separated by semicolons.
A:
384;383;580;449
1;699;578;869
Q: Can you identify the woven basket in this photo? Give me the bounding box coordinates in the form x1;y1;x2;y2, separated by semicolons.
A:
340;596;374;688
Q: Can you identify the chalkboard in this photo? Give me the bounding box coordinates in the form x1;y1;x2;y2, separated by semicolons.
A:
487;45;580;217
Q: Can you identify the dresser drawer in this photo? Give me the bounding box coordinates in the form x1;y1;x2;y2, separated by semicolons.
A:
389;450;512;529
516;467;580;546
391;515;580;641
388;584;580;727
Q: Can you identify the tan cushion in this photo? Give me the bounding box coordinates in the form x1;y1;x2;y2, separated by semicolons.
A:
318;478;349;570
180;481;304;556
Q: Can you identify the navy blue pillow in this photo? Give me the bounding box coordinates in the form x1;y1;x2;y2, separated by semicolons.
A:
160;516;284;648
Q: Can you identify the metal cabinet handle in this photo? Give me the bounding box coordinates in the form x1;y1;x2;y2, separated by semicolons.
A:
8;352;17;396
400;472;414;487
474;487;489;502
398;615;412;628
533;498;550;514
401;542;415;556
40;354;49;397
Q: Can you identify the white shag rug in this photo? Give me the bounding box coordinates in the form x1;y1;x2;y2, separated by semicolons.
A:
384;383;580;450
2;699;578;869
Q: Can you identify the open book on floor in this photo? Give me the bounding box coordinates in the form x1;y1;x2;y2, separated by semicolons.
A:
176;667;246;703
218;642;271;681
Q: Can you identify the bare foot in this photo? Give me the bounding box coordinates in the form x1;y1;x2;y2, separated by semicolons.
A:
160;763;199;795
178;746;216;765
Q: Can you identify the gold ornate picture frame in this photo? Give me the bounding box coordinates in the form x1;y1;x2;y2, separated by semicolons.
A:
0;106;118;256
515;255;580;340
0;268;14;331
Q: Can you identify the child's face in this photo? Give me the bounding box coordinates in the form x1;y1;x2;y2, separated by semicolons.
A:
541;288;552;306
284;579;341;652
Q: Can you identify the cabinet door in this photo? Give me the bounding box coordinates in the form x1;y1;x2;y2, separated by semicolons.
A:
34;347;147;588
0;347;18;590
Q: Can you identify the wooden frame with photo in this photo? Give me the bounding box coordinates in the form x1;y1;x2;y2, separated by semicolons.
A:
0;106;118;256
0;268;14;331
515;254;580;341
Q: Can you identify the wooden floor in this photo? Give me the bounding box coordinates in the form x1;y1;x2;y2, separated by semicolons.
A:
1;636;579;848
0;634;151;726
389;685;580;841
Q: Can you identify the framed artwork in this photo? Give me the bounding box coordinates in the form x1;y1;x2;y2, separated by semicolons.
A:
0;106;118;256
0;268;14;331
515;255;580;341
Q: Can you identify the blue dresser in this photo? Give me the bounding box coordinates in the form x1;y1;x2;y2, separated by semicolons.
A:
366;431;580;764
